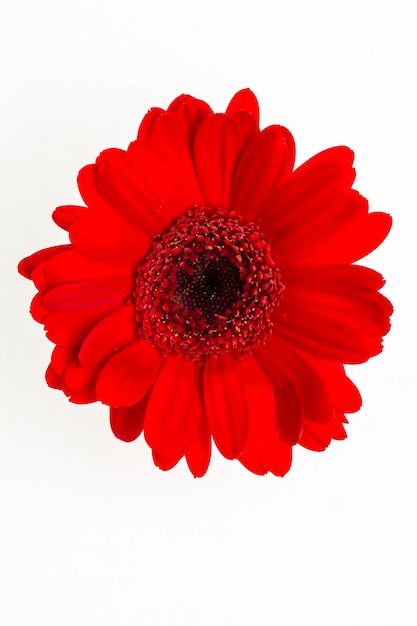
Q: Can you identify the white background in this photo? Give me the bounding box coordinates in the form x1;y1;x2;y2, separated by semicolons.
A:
1;1;415;624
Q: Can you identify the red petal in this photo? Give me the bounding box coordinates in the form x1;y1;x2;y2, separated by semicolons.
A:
110;390;151;442
77;164;116;214
31;262;51;291
70;210;151;266
30;292;48;323
186;414;211;478
125;140;195;227
299;421;331;451
137;107;165;140
231;125;295;221
300;210;392;266
226;110;260;152
226;89;260;126
149;111;203;206
78;158;164;246
261;146;355;238
256;336;335;425
274;383;303;445
52;205;87;231
274;283;392;364
238;357;292;476
319;364;361;414
43;278;133;312
18;245;71;279
235;358;273;475
166;95;190;112
44;249;132;286
144;358;200;457
69;390;97;404
272;189;392;267
299;412;348;451
79;304;138;366
94;149;165;235
45;305;120;346
151;448;179;472
50;346;75;376
93;145;189;237
49;350;99;407
193;114;241;210
299;356;362;415
63;360;99;399
45;363;62;390
204;354;249;459
328;412;348;440
172;96;213;134
149;360;204;473
96;340;163;406
58;353;102;403
282;264;386;294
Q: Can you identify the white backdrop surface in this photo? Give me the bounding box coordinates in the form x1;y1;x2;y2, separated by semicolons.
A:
1;1;415;624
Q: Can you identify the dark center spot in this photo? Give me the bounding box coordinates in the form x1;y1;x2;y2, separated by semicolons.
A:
175;257;243;322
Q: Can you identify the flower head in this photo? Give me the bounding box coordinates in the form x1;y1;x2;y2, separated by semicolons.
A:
18;89;392;477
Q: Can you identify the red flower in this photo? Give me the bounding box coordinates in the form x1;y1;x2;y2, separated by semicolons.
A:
18;89;392;477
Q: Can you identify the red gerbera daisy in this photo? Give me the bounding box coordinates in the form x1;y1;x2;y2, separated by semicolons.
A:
18;89;392;477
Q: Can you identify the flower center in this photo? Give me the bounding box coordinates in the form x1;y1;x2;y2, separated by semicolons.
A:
175;256;242;322
134;206;284;362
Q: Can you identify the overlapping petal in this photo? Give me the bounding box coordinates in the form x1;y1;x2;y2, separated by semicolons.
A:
18;245;72;280
272;191;392;267
61;355;101;404
231;125;295;222
238;357;292;476
145;110;203;205
110;390;151;442
69;209;151;266
145;358;201;471
185;413;211;478
193;114;242;209
79;304;138;367
43;277;133;312
274;265;392;364
96;340;163;407
261;146;355;234
44;249;132;285
204;354;249;460
52;205;87;231
45;306;120;347
225;88;260;126
94;143;195;234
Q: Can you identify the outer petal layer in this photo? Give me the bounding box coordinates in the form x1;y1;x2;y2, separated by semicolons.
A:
238;357;292;476
274;264;392;364
96;340;163;407
231;126;295;222
193;114;242;210
204;354;249;460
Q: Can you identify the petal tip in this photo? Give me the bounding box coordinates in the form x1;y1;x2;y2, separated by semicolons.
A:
226;89;260;126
